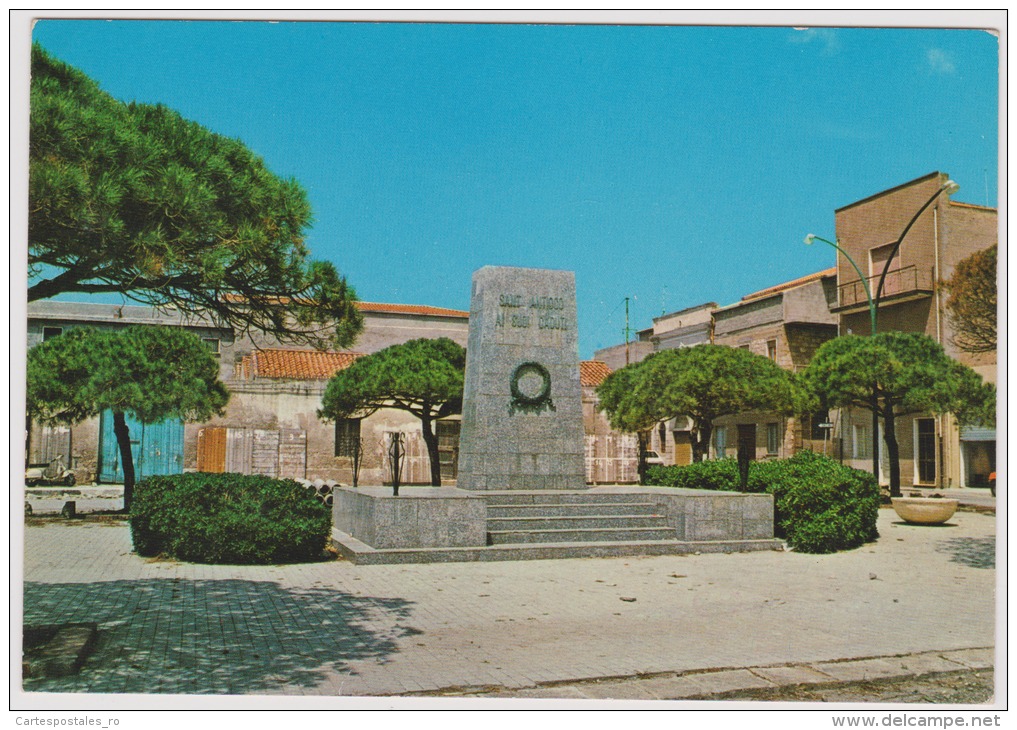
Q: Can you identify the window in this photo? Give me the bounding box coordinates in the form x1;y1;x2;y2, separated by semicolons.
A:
766;340;777;361
869;241;902;278
853;424;871;460
202;337;221;356
766;423;780;455
334;419;362;458
43;327;63;341
870;241;904;297
714;426;727;459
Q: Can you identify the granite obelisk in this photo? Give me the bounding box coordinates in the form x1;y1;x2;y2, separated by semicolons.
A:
456;266;587;490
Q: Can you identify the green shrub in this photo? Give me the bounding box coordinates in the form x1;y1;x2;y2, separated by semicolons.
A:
646;451;879;554
130;473;331;564
645;459;768;492
759;451;880;553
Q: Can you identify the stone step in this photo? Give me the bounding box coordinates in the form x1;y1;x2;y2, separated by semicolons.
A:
482;491;654;506
488;526;676;545
332;528;785;565
487;502;662;518
487;515;669;532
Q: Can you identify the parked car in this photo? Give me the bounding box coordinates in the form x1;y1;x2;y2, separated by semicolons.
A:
642;450;665;467
989;471;996;497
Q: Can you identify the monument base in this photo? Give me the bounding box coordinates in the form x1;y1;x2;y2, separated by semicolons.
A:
331;486;782;565
332;487;487;550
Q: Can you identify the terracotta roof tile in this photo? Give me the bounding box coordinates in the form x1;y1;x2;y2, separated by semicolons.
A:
236;349;363;380
356;302;469;318
741;268;837;302
949;200;997;211
580;360;613;387
219;295;468;318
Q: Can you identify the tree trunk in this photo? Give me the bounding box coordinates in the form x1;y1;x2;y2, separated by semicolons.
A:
112;411;136;512
737;444;751;491
883;406;902;498
691;422;712;463
871;388;880;481
420;415;442;487
636;431;649;484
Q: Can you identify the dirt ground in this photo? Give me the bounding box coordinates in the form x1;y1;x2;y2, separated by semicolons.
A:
457;669;996;704
706;669;995;704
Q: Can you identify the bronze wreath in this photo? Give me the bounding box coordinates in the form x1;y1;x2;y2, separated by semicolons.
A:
509;361;555;414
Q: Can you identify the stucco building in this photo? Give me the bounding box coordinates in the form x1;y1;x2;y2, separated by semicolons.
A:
587;174;995;489
711;268;839;462
26;300;471;486
27;300;642;486
829;171;997;489
593;302;717;466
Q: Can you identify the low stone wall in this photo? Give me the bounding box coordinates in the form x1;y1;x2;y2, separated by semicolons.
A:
24;486;124;515
590;486;775;541
332;486;488;549
25;486;124;499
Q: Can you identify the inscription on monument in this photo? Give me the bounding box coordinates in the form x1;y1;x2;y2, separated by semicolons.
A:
495;293;571;330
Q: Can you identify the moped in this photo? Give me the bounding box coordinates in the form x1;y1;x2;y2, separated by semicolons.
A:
25;455;76;486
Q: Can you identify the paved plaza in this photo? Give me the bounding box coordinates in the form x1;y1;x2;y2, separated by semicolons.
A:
20;507;997;700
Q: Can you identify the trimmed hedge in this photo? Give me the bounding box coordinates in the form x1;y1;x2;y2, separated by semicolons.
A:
130;473;331;564
646;451;880;554
646;459;764;492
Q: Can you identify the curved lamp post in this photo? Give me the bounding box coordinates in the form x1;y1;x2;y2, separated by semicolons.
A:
874;180;959;321
805;233;876;335
805;178;959;486
805;232;881;478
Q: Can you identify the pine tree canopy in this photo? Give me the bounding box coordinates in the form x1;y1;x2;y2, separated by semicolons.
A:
29;43;362;350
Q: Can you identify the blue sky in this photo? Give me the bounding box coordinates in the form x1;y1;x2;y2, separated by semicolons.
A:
28;17;999;358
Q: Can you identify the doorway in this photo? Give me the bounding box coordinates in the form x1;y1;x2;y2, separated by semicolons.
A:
737;424;757;461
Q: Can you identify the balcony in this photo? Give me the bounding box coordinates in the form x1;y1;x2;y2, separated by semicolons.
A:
833;265;934;314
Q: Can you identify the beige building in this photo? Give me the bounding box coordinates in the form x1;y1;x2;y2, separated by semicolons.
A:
593;302;717;466
830;171;997;489
711;269;839;462
27;300;643;486
26;300;471;486
589;172;996;491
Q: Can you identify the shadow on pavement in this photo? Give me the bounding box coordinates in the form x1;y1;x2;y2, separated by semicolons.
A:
935;537;996;569
23;578;420;695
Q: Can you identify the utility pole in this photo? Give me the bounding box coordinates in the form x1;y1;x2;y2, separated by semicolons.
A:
624;297;631;366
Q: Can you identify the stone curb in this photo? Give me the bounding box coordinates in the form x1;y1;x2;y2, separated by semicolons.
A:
411;647;994;699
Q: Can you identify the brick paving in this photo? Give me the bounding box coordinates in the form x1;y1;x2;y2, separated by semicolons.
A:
19;508;996;698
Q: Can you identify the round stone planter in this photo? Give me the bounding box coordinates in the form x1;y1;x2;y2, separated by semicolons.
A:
891;497;959;525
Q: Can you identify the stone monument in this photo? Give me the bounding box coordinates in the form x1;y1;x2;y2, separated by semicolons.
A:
331;265;782;564
456;266;587;490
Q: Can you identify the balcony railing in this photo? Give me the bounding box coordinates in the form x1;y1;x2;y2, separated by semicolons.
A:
837;265;934;310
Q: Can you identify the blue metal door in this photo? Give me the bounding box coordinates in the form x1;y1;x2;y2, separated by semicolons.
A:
98;411;185;483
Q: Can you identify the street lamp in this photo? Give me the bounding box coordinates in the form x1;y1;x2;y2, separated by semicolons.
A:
873;179;959;325
805;232;881;478
805;178;959;484
805;178;958;336
805;233;876;336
